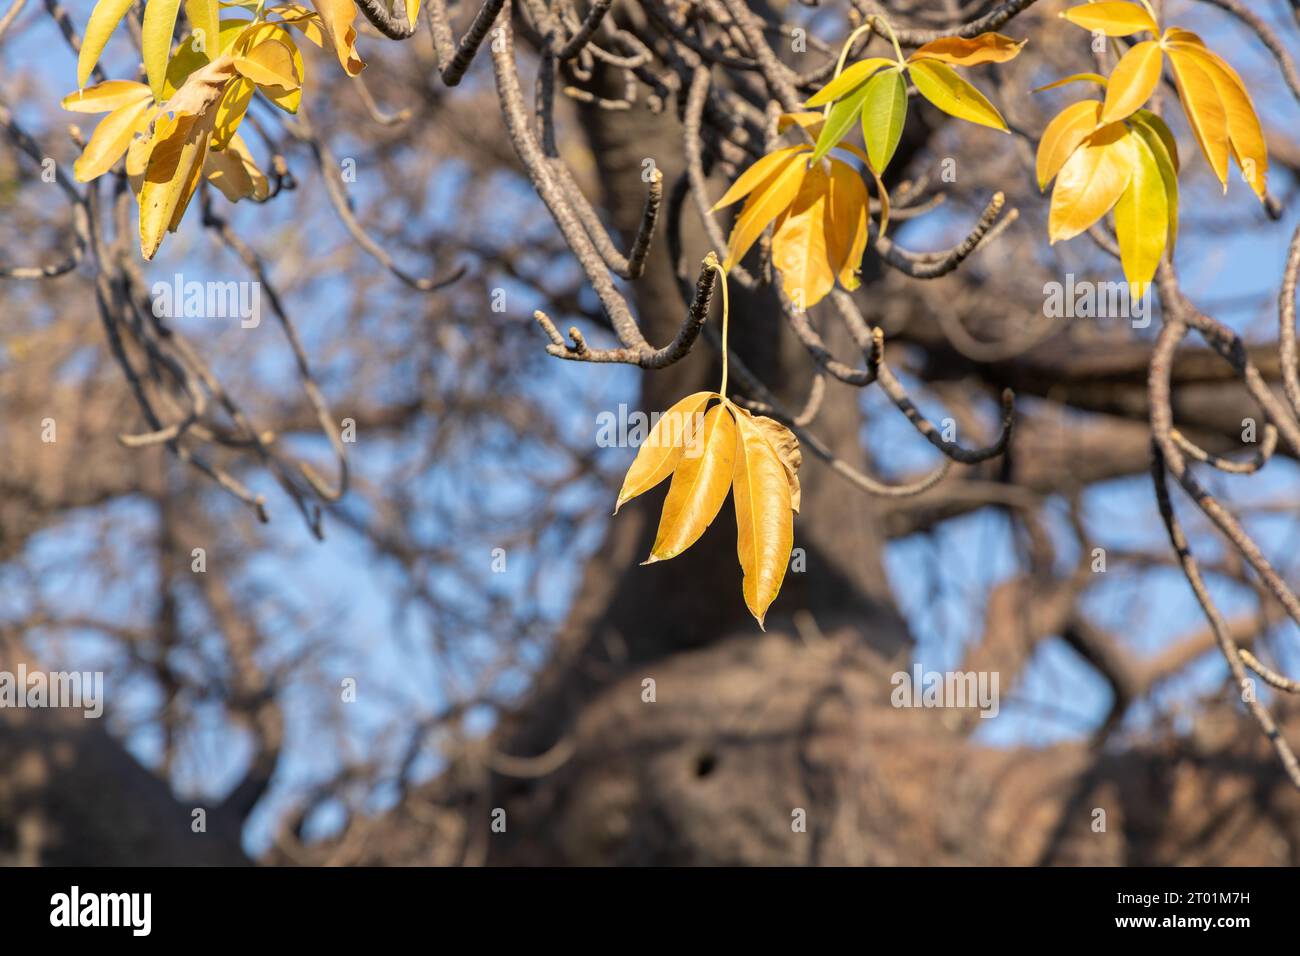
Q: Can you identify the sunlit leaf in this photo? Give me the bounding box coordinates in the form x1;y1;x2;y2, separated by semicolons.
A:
615;391;717;513
826;159;870;292
72;98;155;181
1167;45;1229;189
711;145;806;211
1037;99;1103;189
1061;1;1158;37
1033;73;1108;92
143;0;185;99
772;163;835;308
723;150;808;269
731;408;796;628
907;58;1008;132
310;0;365;75
78;0;137;89
1048;121;1135;242
62;81;152;114
1128;112;1179;252
1170;43;1266;200
1114;126;1168;287
1102;40;1162;123
908;32;1026;66
646;403;737;563
804;57;895;109
810;78;875;164
205;132;270;201
860;68;907;172
184;0;221;59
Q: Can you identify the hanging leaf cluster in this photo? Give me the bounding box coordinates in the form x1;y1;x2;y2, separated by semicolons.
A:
615;265;802;629
616;391;801;629
1038;0;1267;287
65;0;374;258
712;29;1022;310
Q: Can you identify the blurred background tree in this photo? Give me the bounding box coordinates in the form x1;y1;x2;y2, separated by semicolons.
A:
4;0;1300;865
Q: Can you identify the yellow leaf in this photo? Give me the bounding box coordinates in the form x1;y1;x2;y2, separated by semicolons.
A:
1171;44;1266;200
723;151;808;270
78;0;137;89
1114;126;1168;288
163;36;211;99
404;0;419;27
731;409;795;628
1130;107;1179;171
742;409;801;514
826;159;869;292
138;57;233;257
1048;121;1135;242
1061;1;1158;36
62;80;153;114
212;76;255;149
907;58;1008;132
615;391;717;513
205;132;270;201
1037;99;1103;189
233;23;306;111
139;113;208;257
73;98;155;181
310;0;365;75
1102;40;1162;123
1128;112;1179;253
646;403;737;563
772;163;835;308
269;4;327;47
164;53;236;115
908;32;1026;66
143;0;185;99
184;0;221;58
1167;45;1229;189
1033;73;1108;93
711;146;806;211
804;57;895;109
234;36;301;90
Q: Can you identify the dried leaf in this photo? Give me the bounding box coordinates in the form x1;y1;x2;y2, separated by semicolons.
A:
205;132;270;201
909;32;1026;66
62;80;153;114
310;0;365;75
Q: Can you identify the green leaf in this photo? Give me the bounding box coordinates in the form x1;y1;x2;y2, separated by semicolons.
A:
860;68;907;173
810;80;873;164
804;57;895;108
907;58;1008;132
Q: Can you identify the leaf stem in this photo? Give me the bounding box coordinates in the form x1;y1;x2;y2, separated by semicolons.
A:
708;254;731;398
